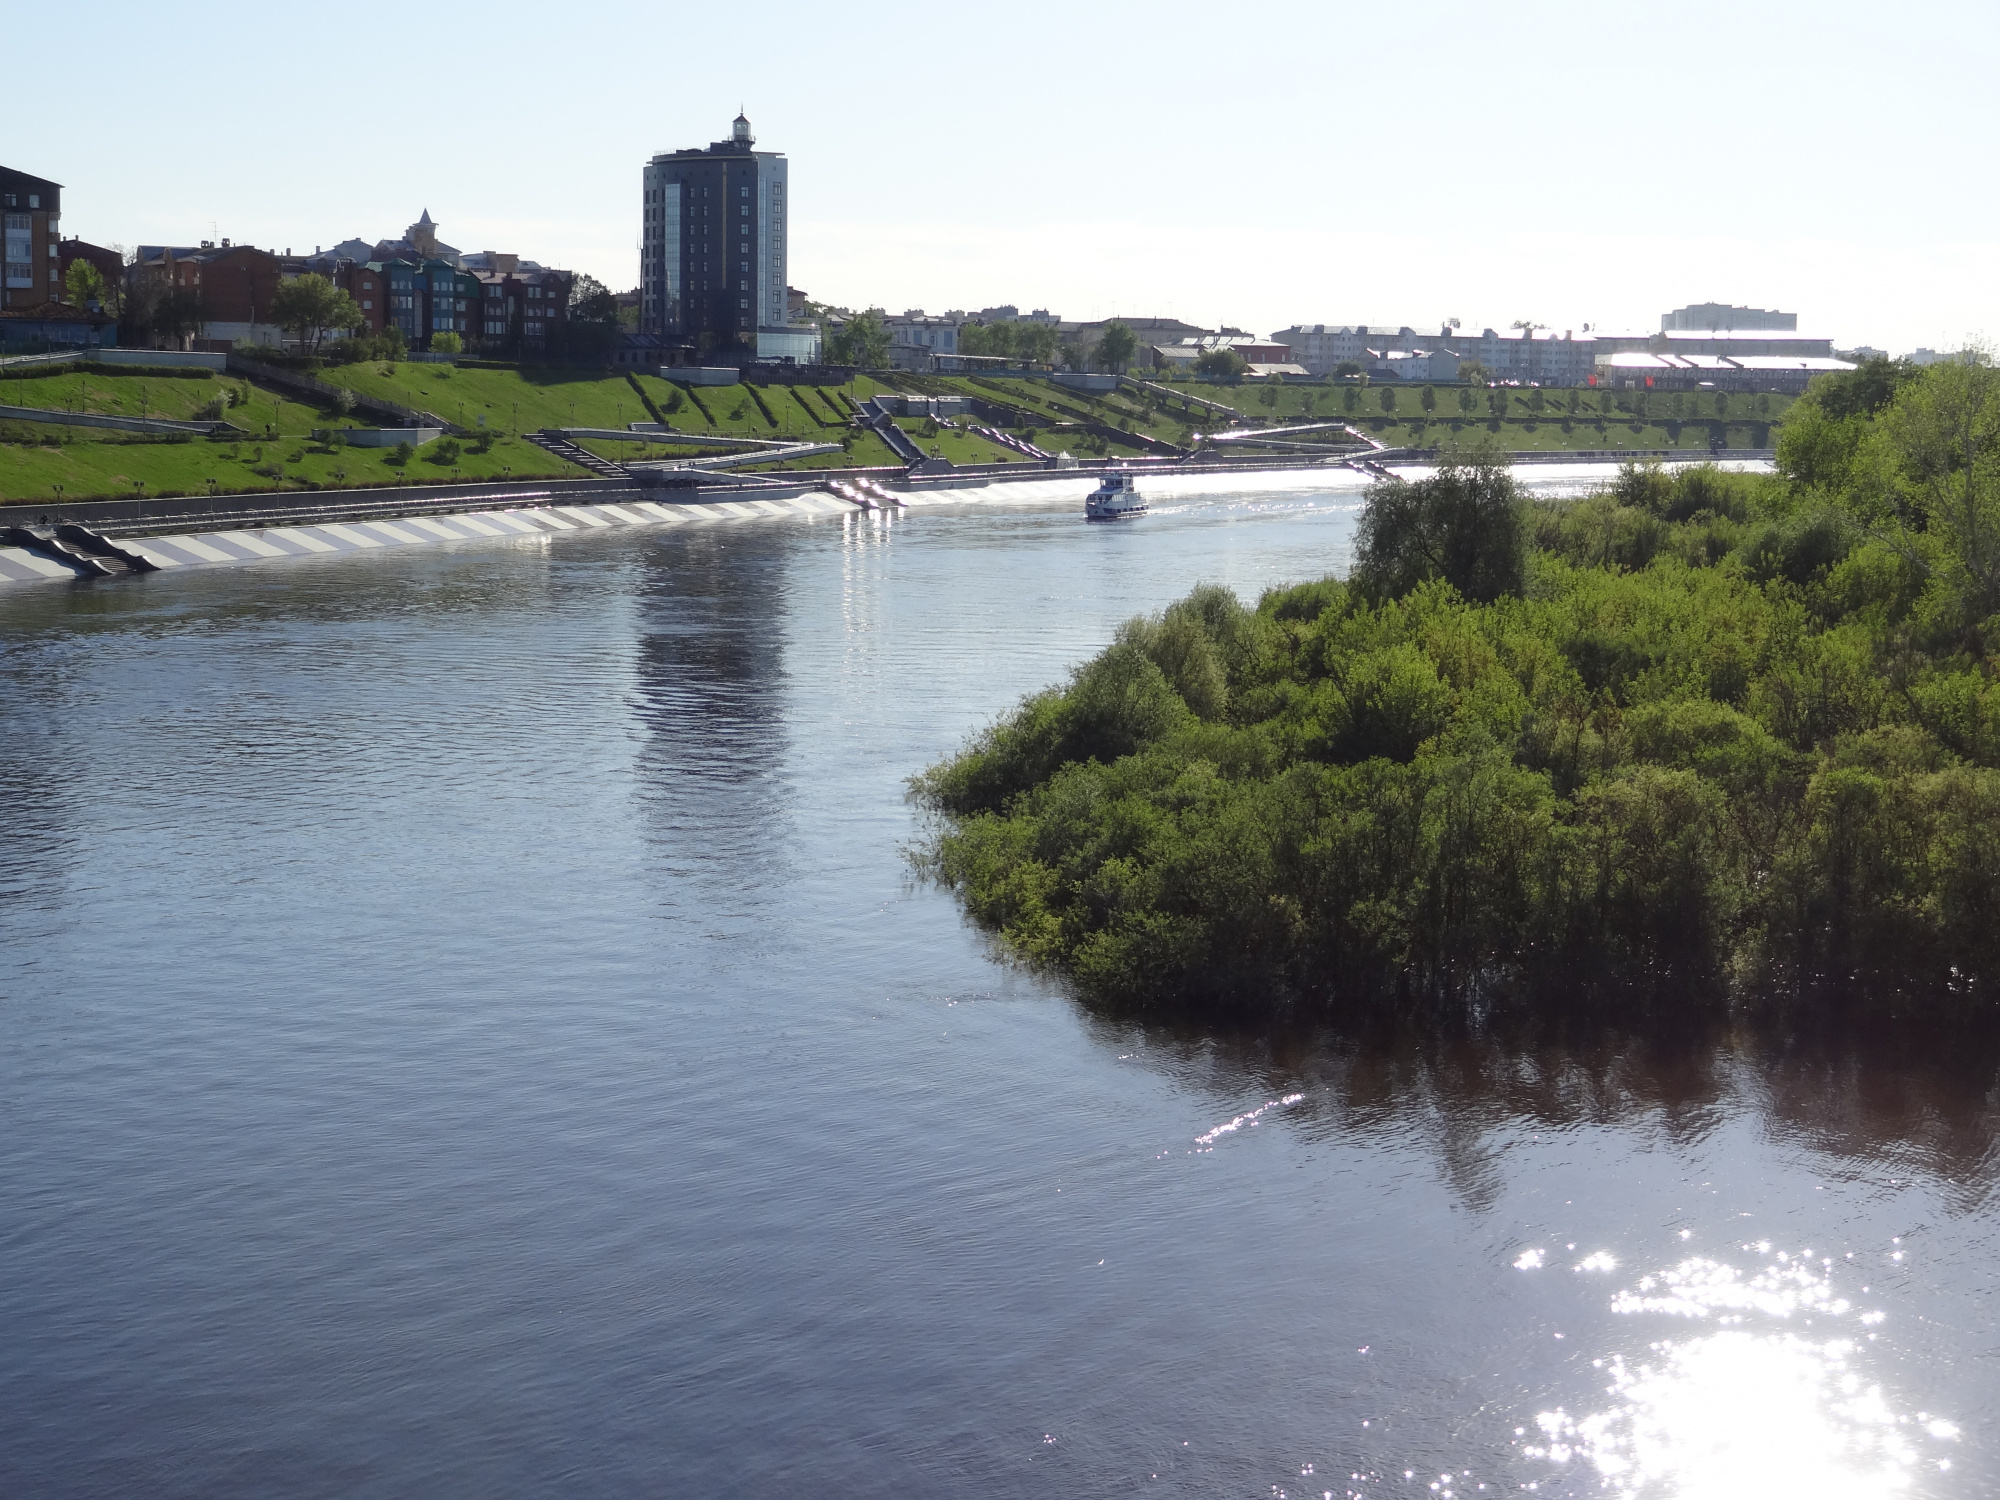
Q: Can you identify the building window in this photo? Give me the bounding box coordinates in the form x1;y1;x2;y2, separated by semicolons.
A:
362;299;373;310
28;195;39;208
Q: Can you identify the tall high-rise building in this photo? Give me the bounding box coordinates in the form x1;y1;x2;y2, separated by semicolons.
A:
640;114;789;351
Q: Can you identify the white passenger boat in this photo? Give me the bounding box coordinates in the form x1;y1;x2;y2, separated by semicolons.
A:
1085;469;1147;522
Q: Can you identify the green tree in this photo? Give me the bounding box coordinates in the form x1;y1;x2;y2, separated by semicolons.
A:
1014;321;1059;367
158;285;205;347
1194;346;1247;379
270;273;363;356
828;308;890;368
1379;387;1397;414
1421;385;1437;413
1351;457;1526;603
1096;319;1138;373
1258;379;1280;409
1458;360;1489;385
559;273;620;361
63;259;108;308
1864;355;2000;638
388;439;414;466
430;330;464;355
1457;386;1476;415
1335;360;1364;379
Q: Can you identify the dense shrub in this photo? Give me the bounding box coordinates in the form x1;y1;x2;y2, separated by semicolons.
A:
919;374;2000;1018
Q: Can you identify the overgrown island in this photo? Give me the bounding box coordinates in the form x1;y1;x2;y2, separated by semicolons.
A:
917;359;2000;1018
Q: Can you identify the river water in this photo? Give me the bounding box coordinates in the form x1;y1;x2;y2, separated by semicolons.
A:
1;470;1991;1499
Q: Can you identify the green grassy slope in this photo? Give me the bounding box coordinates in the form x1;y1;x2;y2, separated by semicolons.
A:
0;429;585;506
0;362;1804;505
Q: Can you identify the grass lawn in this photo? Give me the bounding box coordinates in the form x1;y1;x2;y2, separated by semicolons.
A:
0;369;224;422
317;363;650;435
0;430;586;506
892;421;1023;466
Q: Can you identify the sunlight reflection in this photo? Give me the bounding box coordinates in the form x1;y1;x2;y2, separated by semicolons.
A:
1520;1250;1957;1499
1194;1093;1305;1150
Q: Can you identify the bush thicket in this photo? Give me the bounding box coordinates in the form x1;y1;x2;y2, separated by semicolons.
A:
917;361;2000;1018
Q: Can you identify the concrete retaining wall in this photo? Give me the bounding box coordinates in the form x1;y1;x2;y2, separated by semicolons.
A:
94;350;230;372
0;404;227;436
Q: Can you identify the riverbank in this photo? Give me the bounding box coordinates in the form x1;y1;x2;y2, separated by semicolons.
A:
0;452;1771;586
0;356;1799;506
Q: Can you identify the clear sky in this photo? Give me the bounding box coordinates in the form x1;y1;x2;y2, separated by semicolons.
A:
10;1;1993;351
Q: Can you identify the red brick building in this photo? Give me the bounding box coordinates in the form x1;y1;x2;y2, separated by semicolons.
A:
58;238;124;295
2;165;64;311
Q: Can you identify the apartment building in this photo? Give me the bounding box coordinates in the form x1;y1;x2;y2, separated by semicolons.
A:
1444;327;1597;385
1269;325;1430;376
641;114;797;355
2;165;63;311
1661;303;1796;332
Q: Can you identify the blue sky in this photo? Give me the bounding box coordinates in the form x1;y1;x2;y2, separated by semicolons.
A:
11;1;1993;350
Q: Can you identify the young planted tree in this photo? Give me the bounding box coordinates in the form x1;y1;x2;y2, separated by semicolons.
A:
1421;385;1437;413
63;259;108;309
1458;386;1477;415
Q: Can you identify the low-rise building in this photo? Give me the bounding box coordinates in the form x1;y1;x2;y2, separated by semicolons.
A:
130;241;288;348
1597;350;1853;394
1151;333;1259;373
1270;324;1427;376
1593;328;1833;359
57;239;122;294
1368;347;1462;382
884;311;958;366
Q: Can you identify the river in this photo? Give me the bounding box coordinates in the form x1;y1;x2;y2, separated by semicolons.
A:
1;469;1989;1499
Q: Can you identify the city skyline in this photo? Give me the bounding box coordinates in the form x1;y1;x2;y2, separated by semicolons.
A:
7;0;1997;355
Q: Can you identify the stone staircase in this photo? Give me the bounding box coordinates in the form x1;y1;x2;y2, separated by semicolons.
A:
527;431;631;479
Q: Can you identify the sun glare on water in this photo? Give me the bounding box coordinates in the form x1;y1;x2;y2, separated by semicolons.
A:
1516;1249;1958;1500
